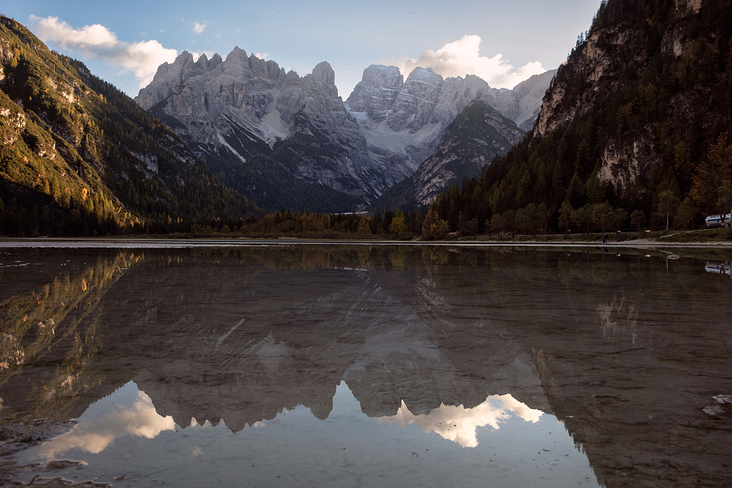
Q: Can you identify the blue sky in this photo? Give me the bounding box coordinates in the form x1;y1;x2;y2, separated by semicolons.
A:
3;0;602;99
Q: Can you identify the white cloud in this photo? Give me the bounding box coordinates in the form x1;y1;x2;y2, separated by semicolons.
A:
379;35;545;89
29;15;177;88
191;51;214;62
36;390;175;458
376;394;542;448
254;52;268;60
192;21;207;34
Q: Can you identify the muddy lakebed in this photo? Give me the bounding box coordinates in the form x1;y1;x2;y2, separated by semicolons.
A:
0;241;730;487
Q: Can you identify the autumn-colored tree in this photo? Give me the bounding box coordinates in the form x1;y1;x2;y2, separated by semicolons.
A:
691;133;732;214
558;202;573;232
592;202;615;232
357;215;371;235
421;209;448;240
657;190;680;230
431;219;449;240
630;209;646;232
571;205;593;235
389;210;405;237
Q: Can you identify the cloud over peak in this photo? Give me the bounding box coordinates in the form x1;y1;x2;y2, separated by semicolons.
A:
29;15;177;88
380;35;545;89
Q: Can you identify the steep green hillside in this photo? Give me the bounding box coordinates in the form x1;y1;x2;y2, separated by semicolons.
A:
431;0;732;234
0;16;256;236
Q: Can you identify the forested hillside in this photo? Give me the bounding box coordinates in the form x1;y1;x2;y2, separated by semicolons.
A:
430;0;732;236
0;16;256;236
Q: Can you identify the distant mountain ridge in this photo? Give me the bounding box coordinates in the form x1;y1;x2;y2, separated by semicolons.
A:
137;51;554;212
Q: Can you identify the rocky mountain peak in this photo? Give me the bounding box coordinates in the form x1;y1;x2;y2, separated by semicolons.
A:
311;61;335;86
194;52;222;71
224;46;250;67
346;64;403;118
134;42;553;212
135;51;203;109
362;65;403;87
406;66;439;81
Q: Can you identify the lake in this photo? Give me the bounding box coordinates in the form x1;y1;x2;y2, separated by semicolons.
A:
0;242;730;487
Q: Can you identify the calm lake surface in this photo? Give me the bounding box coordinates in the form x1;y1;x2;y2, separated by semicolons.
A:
0;243;730;487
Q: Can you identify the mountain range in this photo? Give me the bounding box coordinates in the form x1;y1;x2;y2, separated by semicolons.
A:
0;14;554;228
6;0;726;235
136;51;554;212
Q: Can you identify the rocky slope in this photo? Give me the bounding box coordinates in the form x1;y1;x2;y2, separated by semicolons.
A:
137;53;553;212
530;0;732;208
0;17;254;236
488;69;557;131
345;66;496;184
428;0;732;234
373;100;524;211
137;50;378;211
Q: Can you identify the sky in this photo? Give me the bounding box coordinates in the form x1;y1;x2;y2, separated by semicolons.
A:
2;0;603;100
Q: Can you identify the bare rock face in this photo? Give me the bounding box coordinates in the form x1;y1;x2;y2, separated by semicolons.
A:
486;70;557;131
311;61;336;87
137;49;381;202
347;67;494;189
346;65;403;120
346;66;553;198
529;0;727;196
137;49;553;211
137;47;295;163
373;100;525;211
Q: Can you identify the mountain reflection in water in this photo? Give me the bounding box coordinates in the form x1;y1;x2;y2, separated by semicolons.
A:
17;380;591;488
0;245;731;487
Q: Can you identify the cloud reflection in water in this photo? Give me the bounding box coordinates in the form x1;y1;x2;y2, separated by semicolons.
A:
375;394;542;448
37;383;175;458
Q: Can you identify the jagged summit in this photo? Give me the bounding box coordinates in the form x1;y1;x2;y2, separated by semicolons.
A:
311;61;336;86
135;47;553;212
345;64;553;196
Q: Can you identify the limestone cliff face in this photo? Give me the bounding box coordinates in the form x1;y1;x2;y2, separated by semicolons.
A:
532;0;730;193
137;49;381;203
137;51;553;211
346;67;552;192
373;100;524;211
487;70;557;131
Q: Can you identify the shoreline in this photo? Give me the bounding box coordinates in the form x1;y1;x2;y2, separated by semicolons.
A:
1;236;732;249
